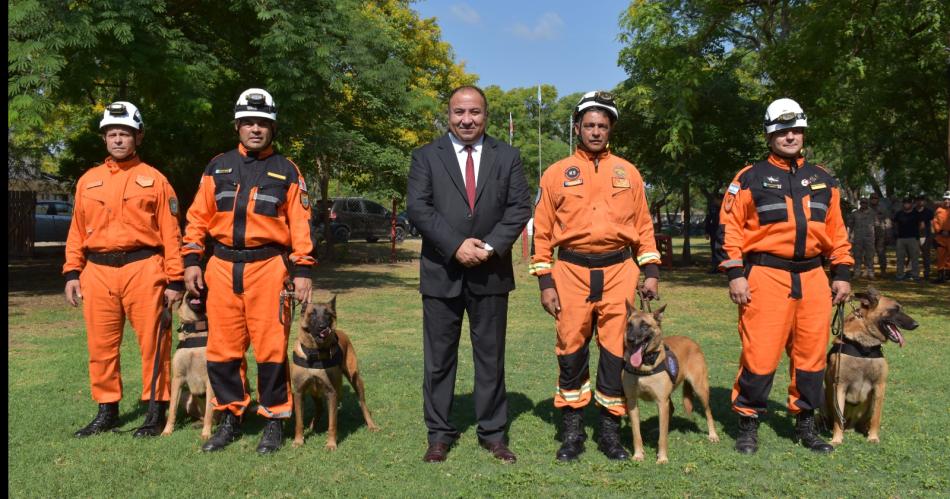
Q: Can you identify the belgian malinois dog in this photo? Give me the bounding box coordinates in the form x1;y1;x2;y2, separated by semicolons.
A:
290;296;379;450
162;292;215;439
824;288;918;445
621;303;719;463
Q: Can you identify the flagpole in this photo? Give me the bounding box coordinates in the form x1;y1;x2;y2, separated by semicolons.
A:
509;111;513;145
537;84;542;183
569;114;573;154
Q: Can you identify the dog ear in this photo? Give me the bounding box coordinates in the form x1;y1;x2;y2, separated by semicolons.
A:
625;298;636;317
330;294;337;313
865;287;880;307
653;304;666;323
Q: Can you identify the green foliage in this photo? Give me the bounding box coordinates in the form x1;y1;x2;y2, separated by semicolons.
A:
7;0;471;207
614;0;950;203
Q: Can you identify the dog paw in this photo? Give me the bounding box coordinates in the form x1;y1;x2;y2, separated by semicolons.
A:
367;424;380;432
200;432;211;441
632;453;645;462
708;432;720;443
830;438;843;446
656;456;669;465
325;442;337;451
867;436;880;444
292;438;304;448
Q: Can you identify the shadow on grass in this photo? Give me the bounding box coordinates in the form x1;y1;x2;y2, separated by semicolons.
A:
8;254;66;297
448;391;534;440
292;383;379;448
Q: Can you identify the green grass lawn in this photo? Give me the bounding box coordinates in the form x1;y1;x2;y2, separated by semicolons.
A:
8;239;950;497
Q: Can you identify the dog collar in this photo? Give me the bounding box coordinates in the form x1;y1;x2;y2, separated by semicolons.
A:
624;345;679;382
178;321;208;333
293;345;343;369
828;337;883;359
177;335;208;349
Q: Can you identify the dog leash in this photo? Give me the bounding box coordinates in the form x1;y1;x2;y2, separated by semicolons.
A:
279;278;296;326
829;300;848;428
636;288;653;313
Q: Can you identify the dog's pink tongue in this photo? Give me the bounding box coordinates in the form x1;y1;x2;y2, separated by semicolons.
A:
887;324;905;347
630;346;644;368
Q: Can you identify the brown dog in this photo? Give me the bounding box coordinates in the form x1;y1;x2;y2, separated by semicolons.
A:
162;293;215;439
620;304;719;463
290;296;379;450
824;288;918;445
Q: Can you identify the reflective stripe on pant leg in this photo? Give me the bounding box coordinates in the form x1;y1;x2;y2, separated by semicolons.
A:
732;265;794;416
205;256;252;415
787;267;831;413
82;262;125;403
244;256;292;418
120;254;171;402
553;260;594;409
593;259;637;417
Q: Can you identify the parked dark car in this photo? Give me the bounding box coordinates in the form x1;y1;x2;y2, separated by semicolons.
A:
35;200;73;242
309;197;406;245
397;210;419;237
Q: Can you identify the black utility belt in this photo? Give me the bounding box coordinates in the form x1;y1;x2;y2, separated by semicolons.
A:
558;247;632;268
86;247;160;267
213;242;286;263
746;252;822;273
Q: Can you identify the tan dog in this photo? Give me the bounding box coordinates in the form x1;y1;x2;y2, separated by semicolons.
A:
290;296;379;450
162;293;215;439
824;288;918;445
620;304;719;463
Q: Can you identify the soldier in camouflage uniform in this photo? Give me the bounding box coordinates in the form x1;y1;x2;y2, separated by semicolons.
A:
869;194;889;275
849;198;877;278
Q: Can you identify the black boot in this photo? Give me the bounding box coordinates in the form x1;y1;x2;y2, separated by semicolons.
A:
556;407;587;461
256;419;284;455
201;412;242;452
932;270;947;284
596;408;629;460
735;415;759;454
74;402;120;437
132;401;168;438
794;410;833;453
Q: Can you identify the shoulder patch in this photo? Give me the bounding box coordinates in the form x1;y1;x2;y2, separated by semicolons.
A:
534;187;542;206
298;177;307;193
300;191;310;209
169;197;179;216
727;182;740;195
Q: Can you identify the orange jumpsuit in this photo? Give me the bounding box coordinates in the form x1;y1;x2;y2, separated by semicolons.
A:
183;144;314;419
717;153;853;416
63;155;184;404
531;149;661;416
934;205;950;271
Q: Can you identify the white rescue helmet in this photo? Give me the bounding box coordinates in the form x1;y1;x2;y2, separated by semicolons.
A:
234;88;277;122
943;190;950;200
574;91;619;122
764;98;807;134
99;101;144;131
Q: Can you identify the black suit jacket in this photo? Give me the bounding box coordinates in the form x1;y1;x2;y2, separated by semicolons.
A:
407;133;532;298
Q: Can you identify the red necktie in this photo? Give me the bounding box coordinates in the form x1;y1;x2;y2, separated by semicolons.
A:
464;145;476;212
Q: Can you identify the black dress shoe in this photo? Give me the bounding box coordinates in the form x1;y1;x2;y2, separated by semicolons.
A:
132;401;168;438
256;419;284;455
74;403;120;438
423;442;451;463
735;415;759;454
479;440;517;463
556;407;586;462
201;412;242;452
596;409;630;461
795;411;833;454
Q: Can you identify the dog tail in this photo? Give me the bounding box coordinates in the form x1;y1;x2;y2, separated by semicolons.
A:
682;382;695;416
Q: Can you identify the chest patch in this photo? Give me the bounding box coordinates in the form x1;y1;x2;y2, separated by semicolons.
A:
267;171;287;180
613;167;626;179
214;168;233;174
612;177;630;188
563;179;583;187
762;182;782;189
86;180;104;189
135;175;154;188
810;183;827;190
565;166;580;180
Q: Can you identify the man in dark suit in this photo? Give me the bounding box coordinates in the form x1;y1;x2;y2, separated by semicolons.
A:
407;86;531;463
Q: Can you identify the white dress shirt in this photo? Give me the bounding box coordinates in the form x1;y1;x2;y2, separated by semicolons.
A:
448;133;484;188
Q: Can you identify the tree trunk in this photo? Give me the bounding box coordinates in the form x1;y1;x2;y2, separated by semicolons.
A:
317;156;334;262
681;176;691;264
